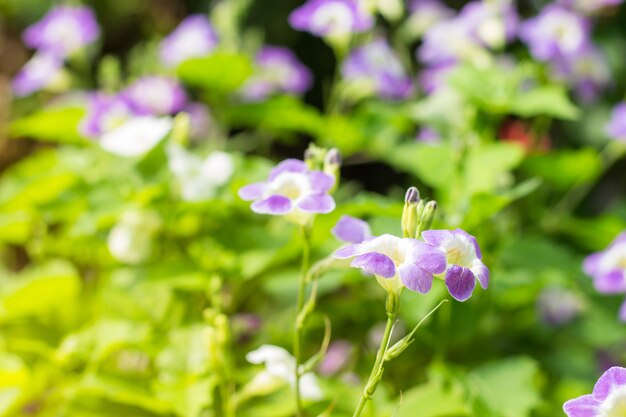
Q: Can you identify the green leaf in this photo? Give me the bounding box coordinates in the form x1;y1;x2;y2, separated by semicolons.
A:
386;142;457;189
469;357;542;417
511;86;579;120
177;52;253;94
522;148;602;190
9;107;88;144
395;379;470;417
464;143;525;194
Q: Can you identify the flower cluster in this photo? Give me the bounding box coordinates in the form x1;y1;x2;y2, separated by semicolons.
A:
13;5;100;96
564;367;626;417
159;15;218;67
288;0;373;38
583;232;626;321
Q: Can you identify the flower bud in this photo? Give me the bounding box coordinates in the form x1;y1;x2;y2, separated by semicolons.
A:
304;143;325;170
384;334;413;361
415;200;437;237
324;148;341;192
401;187;420;238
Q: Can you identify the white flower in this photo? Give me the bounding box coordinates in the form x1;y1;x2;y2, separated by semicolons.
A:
107;210;161;264
167;144;234;202
246;344;323;401
100;116;173;157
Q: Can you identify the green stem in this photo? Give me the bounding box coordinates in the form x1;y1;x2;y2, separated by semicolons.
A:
294;225;311;417
352;295;398;417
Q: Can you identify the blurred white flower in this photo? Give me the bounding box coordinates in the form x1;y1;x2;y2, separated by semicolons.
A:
246;344;323;401
107;210;161;264
167;144;234;202
100;116;173;157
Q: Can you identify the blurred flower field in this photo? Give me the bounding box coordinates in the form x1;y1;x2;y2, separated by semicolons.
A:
2;0;626;416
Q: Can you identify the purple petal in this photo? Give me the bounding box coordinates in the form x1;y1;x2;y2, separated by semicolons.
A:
471;262;489;289
238;183;266;201
335;244;362;259
563;394;599;417
268;159;308;181
453;229;482;259
412;241;446;274
352;253;396;278
445;266;476;302
250;195;292;215
620;299;626;322
594;270;626;294
398;263;433;294
298;194;335;213
583;252;602;275
331;215;371;244
309;171;335;194
592;366;626;401
421;229;452;247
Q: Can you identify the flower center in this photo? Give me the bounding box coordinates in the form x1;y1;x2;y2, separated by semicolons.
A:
311;2;353;35
443;235;476;267
600;386;626;417
269;172;310;200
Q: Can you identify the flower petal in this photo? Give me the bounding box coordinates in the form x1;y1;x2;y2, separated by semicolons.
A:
251;195;292;215
269;159;308;180
398;263;433;294
309;171;335;194
421;229;452;247
298;194;335;213
592;366;626;401
445;266;476;302
334;244;362;259
471;261;489;289
563;394;599;417
594;270;626;294
620;299;626;322
453;229;482;259
238;183;266;201
351;252;396;278
582;252;602;275
331;215;371;244
412;241;446;274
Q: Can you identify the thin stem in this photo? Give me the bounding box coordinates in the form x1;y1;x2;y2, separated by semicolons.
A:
352;299;397;417
294;225;311;417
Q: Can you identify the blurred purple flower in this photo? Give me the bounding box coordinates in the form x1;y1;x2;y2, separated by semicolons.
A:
159;15;218;67
80;93;134;138
123;76;187;116
536;287;583;326
457;1;518;49
342;39;413;100
318;340;352;376
335;234;446;294
238;159;336;224
406;0;454;36
584;232;626;320
422;229;488;301
241;46;312;101
416;127;441;143
563;367;626;417
12;52;64;97
418;60;456;94
23;5;100;56
289;0;374;37
552;44;610;102
519;5;590;62
184;102;213;140
605;103;626;141
418;18;480;66
332;215;372;244
558;0;624;15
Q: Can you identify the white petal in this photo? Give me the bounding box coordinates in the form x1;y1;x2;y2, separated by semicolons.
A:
100;116;172;157
201;151;234;186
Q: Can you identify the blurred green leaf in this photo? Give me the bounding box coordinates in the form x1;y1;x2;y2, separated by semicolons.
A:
177;52;253;94
9;107;88;144
386;142;457;189
511;86;579;120
522;149;602;190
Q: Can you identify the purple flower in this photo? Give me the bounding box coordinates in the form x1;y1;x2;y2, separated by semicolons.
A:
123;76;187;116
563;367;626;417
342;39;413;100
318;340;352;376
519;5;590;62
416;127;441;143
241;46;312;101
605;104;626;142
332;215;372;244
406;0;454;37
79;93;134;138
558;0;623;15
183;102;213;140
11;52;64;97
421;229;488;301
552;44;610;103
456;1;518;49
418;18;482;66
536;287;583;326
238;159;336;224
22;5;100;56
335;234;446;294
159;15;218;67
289;0;374;37
583;232;626;320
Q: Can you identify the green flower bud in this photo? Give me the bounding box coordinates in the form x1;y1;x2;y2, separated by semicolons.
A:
401;187;420;238
415;200;437;237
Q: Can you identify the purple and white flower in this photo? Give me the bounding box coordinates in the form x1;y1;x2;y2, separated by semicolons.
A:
583;232;626;320
332;215;372;244
167;144;235;202
335;234;446;294
422;229;488;301
563;367;626;417
22;5;100;56
238;159;336;224
123;76;187;116
342;39;413;100
289;0;374;37
11;52;64;97
406;0;454;38
552;44;610;102
605;103;626;142
79;93;134;138
183;102;213;140
241;46;313;101
159;15;219;67
246;344;323;401
456;1;518;49
536;287;583;326
519;5;590;62
418;18;485;66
